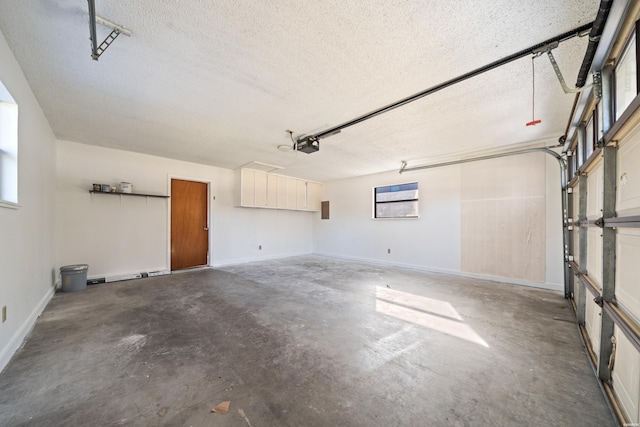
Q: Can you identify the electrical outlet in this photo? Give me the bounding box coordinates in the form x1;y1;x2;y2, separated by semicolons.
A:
387;248;391;254
259;245;262;250
2;306;6;323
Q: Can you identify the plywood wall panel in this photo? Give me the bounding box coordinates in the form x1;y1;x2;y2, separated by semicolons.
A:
612;326;640;423
461;153;545;282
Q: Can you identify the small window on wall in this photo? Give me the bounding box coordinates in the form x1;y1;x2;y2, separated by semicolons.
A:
614;29;638;120
374;182;418;219
0;80;18;207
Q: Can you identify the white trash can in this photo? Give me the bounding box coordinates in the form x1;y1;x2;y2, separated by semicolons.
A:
60;264;89;292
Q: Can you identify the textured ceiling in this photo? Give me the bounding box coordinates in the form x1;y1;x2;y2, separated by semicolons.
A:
0;0;599;182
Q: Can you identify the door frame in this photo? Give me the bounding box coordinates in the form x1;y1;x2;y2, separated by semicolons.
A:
167;174;212;270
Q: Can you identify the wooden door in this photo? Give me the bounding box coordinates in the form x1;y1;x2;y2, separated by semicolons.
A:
171;179;208;270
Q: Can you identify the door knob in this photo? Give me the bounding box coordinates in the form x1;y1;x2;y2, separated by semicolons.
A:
203;227;209;231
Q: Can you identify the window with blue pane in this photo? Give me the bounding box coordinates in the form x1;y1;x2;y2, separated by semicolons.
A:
374;182;418;218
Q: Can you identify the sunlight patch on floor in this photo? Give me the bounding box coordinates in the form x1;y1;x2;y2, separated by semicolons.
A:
376;286;489;347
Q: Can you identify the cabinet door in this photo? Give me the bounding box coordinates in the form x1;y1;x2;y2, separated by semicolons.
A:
306;182;321;211
287;178;298;209
296;180;307;210
267;174;278;208
277;176;288;208
254;171;268;207
241;169;255;206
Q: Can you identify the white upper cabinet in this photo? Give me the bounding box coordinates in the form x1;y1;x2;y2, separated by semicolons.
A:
254;171;268;207
287;177;298;209
237;168;321;211
240;169;255;206
277;175;288;209
307;181;321;211
296;180;307;209
267;174;278;208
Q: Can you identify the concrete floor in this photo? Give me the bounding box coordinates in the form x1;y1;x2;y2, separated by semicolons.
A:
0;256;613;426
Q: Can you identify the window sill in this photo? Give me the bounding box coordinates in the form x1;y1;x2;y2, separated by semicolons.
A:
372;216;420;220
0;200;20;210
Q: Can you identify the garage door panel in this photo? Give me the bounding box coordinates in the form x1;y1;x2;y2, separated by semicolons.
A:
617;124;640;216
612;326;640;423
572;183;580;222
573;271;581;305
587;162;603;220
585;298;602;355
616;229;640;321
586;228;602;290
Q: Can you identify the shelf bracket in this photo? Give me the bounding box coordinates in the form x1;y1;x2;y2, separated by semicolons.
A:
535;41;598;96
87;0;131;61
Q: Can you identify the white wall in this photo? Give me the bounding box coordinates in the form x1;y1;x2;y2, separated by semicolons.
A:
0;30;57;371
314;165;462;273
314;152;564;290
545;153;564;287
56;141;314;279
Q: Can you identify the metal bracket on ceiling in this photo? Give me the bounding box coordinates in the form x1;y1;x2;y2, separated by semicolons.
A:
87;0;131;61
399;161;407;174
534;41;600;97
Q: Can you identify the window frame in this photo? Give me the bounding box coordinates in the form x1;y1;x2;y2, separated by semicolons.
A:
568;149;576;178
576;128;585;168
613;22;639;121
585;110;596;161
373;182;419;219
0;80;19;209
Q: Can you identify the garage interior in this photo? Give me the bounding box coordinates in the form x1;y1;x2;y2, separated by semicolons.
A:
0;0;639;426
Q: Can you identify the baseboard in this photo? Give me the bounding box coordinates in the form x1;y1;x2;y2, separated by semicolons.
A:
86;269;171;285
211;251;313;268
0;286;55;374
312;252;563;292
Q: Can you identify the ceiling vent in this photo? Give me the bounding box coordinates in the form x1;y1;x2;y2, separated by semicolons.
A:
239;161;283;172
